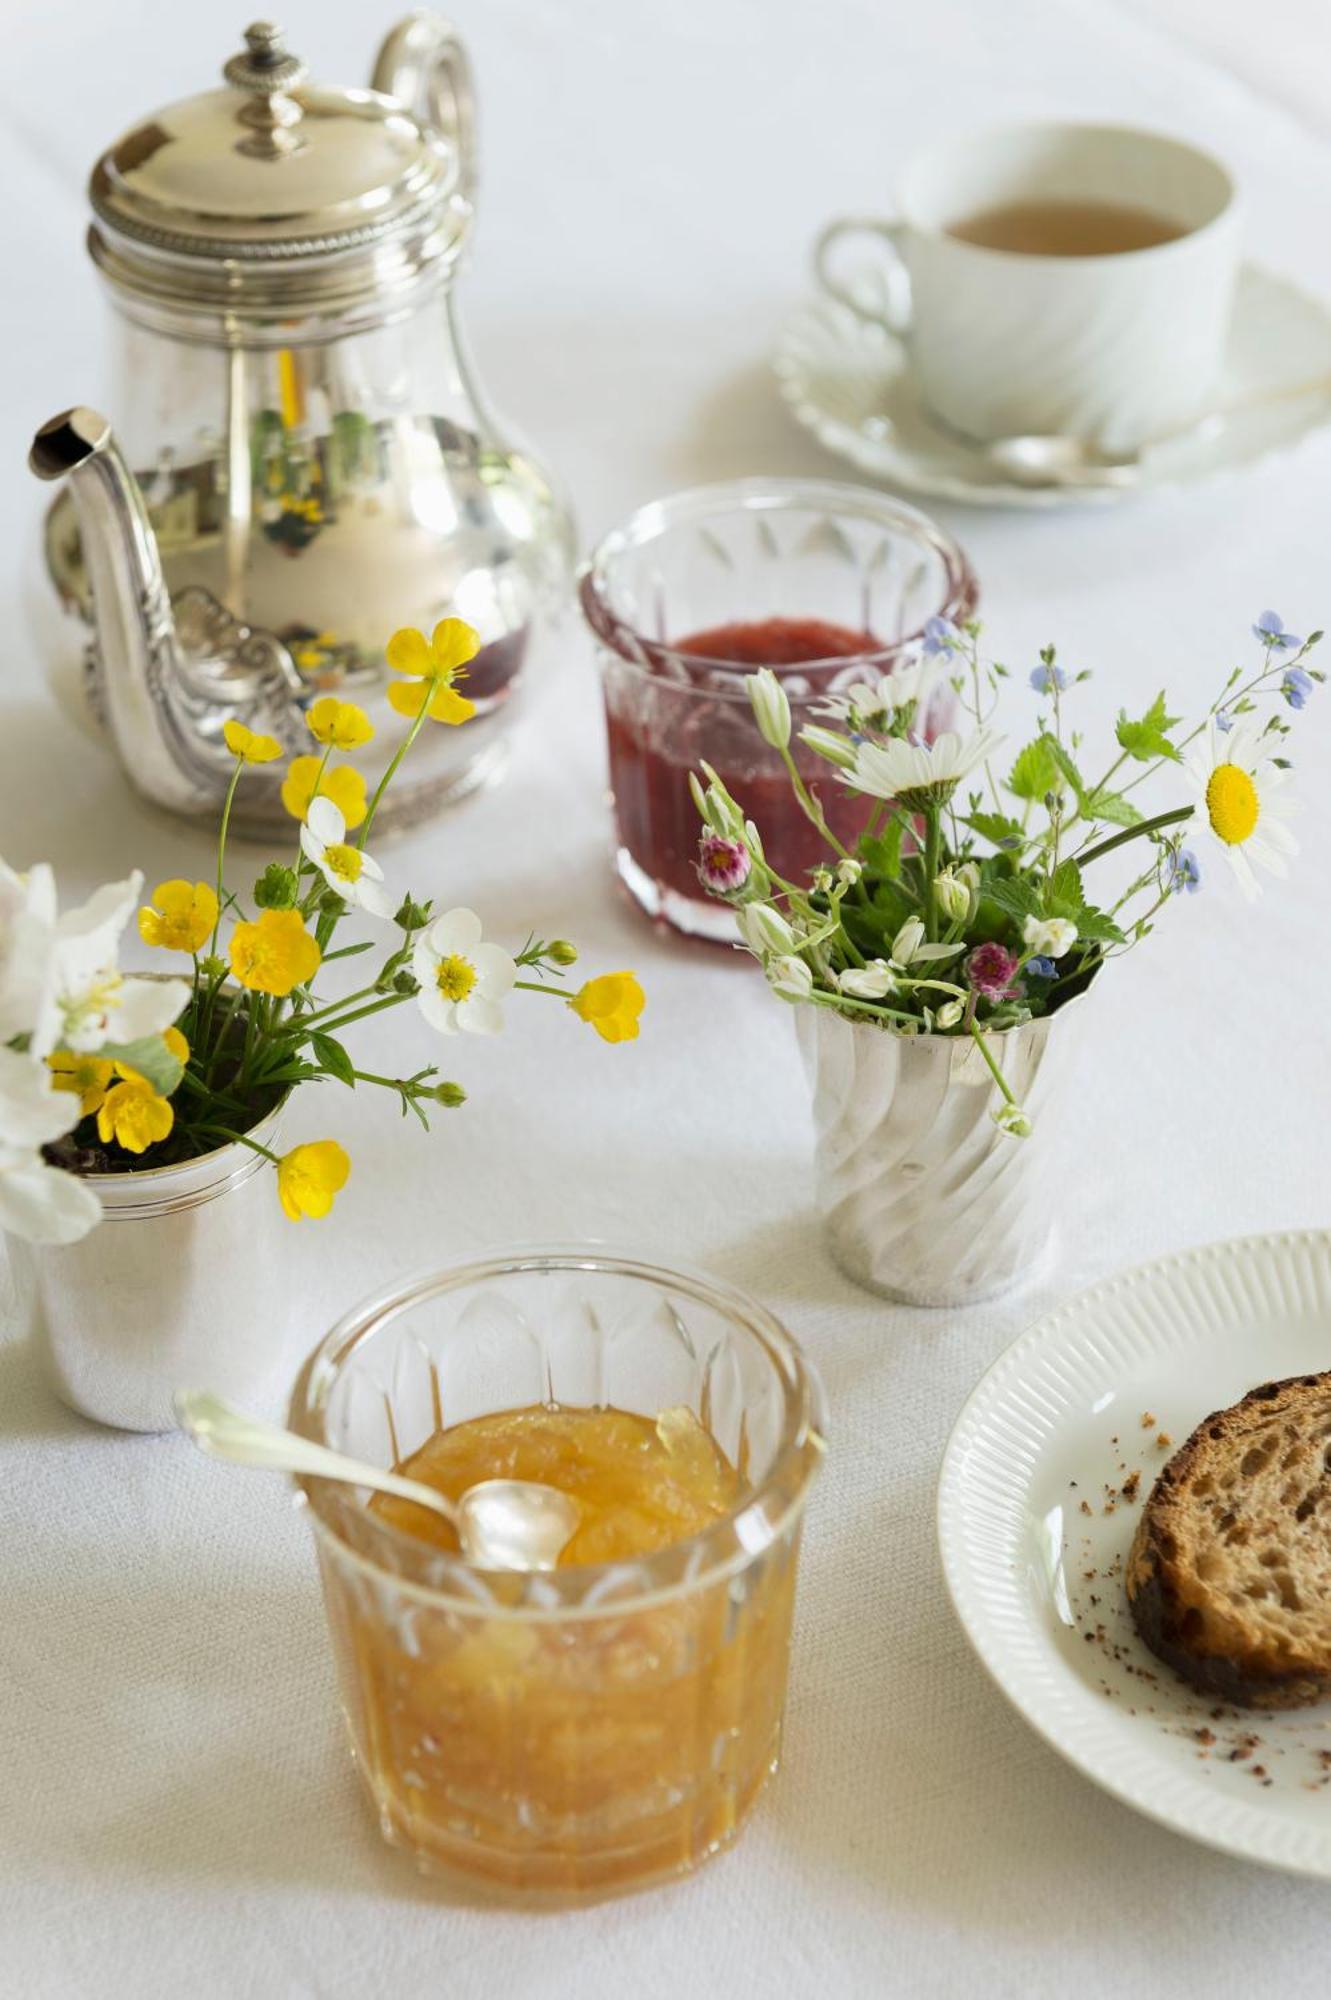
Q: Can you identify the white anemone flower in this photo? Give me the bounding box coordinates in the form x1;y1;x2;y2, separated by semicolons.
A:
19;870;188;1057
1183;719;1298;901
412;907;517;1035
0;1144;102;1244
0;1046;79;1149
300;797;395;917
846;727;1004;809
0;859;57;1044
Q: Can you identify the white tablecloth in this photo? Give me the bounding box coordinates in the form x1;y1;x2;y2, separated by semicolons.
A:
4;1;1331;1993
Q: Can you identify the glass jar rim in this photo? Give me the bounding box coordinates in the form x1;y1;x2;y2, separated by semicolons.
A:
288;1243;828;1619
578;475;978;691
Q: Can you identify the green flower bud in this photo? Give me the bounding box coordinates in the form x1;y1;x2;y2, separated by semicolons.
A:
547;939;578;966
394;895;431;932
253;862;299;911
318;889;347;917
392;970;420;996
199;954;227;982
748;668;791;751
432;1080;467;1107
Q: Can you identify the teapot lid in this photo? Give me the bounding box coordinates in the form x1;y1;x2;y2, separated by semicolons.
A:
90;22;460;267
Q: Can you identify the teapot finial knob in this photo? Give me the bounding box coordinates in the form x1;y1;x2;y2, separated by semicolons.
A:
224;22;308;155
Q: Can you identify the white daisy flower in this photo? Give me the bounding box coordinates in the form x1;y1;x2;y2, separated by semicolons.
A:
1183;719;1298;901
818;654;945;729
412;908;517;1036
300;797;395;917
846;727;1004;810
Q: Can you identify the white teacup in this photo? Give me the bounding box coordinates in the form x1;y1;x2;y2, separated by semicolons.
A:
815;122;1241;452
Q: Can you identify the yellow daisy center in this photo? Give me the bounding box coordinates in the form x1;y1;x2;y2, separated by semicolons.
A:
325;842;364;884
436;953;477;1003
1205;764;1260;845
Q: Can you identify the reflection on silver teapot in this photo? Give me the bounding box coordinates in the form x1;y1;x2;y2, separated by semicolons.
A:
33;17;573;836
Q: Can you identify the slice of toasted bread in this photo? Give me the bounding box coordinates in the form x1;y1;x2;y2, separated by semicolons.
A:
1126;1372;1331;1710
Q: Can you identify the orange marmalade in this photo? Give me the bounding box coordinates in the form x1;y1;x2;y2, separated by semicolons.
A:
316;1403;801;1896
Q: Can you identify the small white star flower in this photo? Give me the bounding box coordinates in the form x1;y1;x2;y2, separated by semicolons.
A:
300;797;395;917
412;908;517;1036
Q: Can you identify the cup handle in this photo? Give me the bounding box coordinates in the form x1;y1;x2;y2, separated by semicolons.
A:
812;217;912;335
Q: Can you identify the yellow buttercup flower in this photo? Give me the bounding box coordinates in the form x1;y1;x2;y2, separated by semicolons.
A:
568;971;645;1044
138;879;219;954
96;1072;174;1154
385;618;480;725
162;1026;189;1067
48;1050;114;1117
277;1139;351;1221
222;719;283;764
229;908;322;997
281;755;368;828
306;697;375;750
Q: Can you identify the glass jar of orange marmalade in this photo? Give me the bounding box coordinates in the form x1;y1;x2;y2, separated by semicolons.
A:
288;1249;826;1900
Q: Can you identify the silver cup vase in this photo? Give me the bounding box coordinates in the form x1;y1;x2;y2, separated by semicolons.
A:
6;1101;292;1432
794;999;1089;1306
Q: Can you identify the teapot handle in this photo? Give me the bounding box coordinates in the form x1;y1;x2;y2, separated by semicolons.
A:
371;12;477;216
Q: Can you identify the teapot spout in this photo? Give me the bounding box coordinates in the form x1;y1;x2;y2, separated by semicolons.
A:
30;408;209;814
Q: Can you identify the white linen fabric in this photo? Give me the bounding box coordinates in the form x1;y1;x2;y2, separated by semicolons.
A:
2;0;1330;1993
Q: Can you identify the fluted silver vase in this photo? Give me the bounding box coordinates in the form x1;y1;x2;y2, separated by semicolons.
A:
795;1000;1089;1307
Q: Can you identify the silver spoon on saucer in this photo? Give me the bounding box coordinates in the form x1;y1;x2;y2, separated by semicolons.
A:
986;412;1228;489
175;1388;580;1572
986;372;1331;489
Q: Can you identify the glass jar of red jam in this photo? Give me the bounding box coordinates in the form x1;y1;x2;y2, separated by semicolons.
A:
580;478;977;940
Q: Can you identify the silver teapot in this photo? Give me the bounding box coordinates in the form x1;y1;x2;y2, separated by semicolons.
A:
32;17;572;836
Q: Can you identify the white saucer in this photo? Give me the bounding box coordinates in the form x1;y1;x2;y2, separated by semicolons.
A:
937;1229;1331;1877
775;265;1331;508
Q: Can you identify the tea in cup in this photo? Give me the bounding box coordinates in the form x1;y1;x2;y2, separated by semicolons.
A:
815;122;1241;451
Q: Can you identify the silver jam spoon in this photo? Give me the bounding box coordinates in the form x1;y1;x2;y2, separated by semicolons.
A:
174;1389;580;1572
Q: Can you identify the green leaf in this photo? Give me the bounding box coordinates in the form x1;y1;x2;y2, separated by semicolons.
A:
963;810;1026;850
860;817;904;880
321;941;376;963
978;873;1041;923
99;1034;184;1096
1005;737;1061;802
1115;691;1182;763
1080;789;1144;829
1044;735;1085;798
1072;906;1126;945
1045;859;1085;917
309;1033;356;1088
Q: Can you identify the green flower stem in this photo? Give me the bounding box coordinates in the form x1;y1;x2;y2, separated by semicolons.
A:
292;980;387;1030
209;755;245;961
1077;804;1193;868
192;1124;281;1165
514;979;571;999
202;986;246;1086
358;686;433;850
777;746;851;860
804;987;919;1027
291;992;407;1039
922;805;942;940
968;1019;1019;1109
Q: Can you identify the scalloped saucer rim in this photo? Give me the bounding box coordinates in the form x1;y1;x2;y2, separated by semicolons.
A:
774;263;1331;509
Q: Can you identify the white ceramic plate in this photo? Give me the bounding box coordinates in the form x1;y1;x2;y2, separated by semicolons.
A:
774;265;1331;508
938;1229;1331;1876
